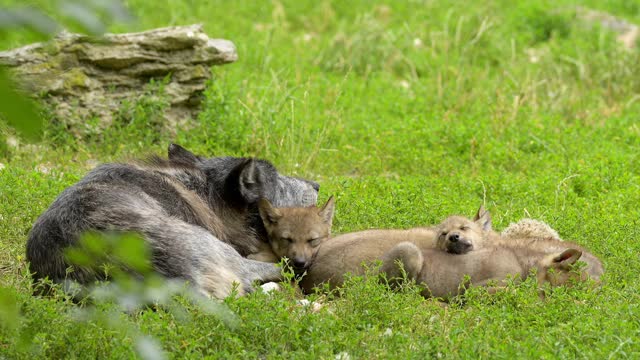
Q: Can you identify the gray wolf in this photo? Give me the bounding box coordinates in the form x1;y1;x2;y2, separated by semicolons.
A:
26;144;319;298
252;196;335;273
299;206;497;292
381;240;598;299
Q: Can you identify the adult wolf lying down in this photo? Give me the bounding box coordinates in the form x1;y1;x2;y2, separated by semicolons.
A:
26;144;319;298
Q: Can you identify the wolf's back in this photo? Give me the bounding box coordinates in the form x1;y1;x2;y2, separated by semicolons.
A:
26;163;194;285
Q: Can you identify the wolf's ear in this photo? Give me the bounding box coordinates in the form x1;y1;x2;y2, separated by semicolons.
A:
258;198;282;225
553;249;582;267
168;143;200;165
473;205;492;231
318;196;336;226
238;159;265;203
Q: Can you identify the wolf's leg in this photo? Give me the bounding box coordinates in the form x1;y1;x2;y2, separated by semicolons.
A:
123;214;268;298
196;258;282;298
380;242;423;284
239;258;283;284
247;243;280;262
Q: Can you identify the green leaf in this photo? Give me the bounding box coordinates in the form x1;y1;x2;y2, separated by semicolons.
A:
0;288;21;331
0;67;43;141
112;233;152;273
64;247;94;267
80;232;110;256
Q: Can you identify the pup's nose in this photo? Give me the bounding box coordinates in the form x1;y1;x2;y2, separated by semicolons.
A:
447;239;473;254
292;257;308;270
449;233;460;242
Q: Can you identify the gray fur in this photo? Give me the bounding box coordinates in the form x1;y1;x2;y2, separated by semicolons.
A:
26;144;318;298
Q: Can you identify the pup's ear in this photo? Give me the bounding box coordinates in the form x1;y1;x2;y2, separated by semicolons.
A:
473;205;492;231
318;196;336;226
553;249;582;267
168;143;201;165
238;159;265;203
258;198;282;225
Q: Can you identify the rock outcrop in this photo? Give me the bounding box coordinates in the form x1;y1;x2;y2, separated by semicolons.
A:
0;24;237;137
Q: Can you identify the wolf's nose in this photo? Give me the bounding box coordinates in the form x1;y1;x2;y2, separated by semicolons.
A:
309;181;320;192
292;258;308;269
449;233;460;242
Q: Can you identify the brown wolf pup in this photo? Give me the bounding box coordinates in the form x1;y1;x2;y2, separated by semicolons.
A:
498;216;603;281
493;236;604;282
252;196;336;274
380;241;596;300
299;206;499;293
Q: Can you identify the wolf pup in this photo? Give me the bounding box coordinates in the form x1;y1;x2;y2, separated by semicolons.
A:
501;218;561;240
494;236;603;282
254;196;335;274
381;241;596;300
300;206;498;292
434;206;499;254
26;144;319;299
498;216;602;280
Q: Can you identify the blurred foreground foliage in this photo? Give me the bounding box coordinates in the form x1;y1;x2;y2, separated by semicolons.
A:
0;0;133;141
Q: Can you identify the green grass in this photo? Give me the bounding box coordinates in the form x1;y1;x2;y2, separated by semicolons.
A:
2;0;640;358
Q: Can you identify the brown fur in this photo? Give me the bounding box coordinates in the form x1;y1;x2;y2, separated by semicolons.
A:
379;241;592;299
138;157;261;254
493;236;604;282
501;218;561;240
299;206;499;292
253;197;335;272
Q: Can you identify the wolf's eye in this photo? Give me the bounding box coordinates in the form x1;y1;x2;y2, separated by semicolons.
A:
309;238;322;247
460;225;470;231
440;232;447;238
282;237;293;243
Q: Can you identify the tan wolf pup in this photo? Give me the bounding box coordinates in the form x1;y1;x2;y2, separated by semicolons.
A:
380;241;597;300
251;196;336;274
299;206;499;293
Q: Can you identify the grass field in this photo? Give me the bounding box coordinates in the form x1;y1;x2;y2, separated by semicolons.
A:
2;0;640;358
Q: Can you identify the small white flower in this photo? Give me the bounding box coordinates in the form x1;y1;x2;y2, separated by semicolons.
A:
6;137;18;148
35;164;52;174
261;282;281;293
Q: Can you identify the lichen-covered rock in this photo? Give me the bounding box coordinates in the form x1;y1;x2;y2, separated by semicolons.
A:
0;24;237;138
575;6;639;49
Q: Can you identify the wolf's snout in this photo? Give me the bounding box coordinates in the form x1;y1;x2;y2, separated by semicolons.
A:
449;233;460;242
309;181;320;191
292;257;309;270
446;238;473;254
